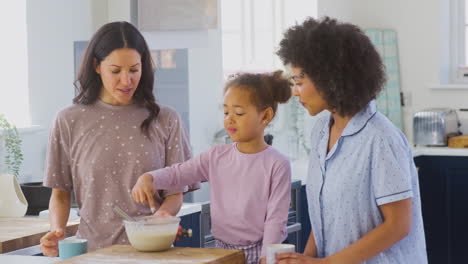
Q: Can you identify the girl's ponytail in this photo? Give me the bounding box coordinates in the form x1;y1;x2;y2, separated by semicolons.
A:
265;70;292;105
224;70;292;117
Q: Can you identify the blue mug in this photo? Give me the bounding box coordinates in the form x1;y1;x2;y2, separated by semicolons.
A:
58;238;88;260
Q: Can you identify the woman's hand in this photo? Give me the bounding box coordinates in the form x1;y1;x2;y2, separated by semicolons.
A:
132;173;156;213
39;228;64;257
275;252;330;264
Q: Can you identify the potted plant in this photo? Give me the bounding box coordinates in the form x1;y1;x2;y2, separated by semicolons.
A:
0;113;28;217
0;114;23;177
0;114;52;216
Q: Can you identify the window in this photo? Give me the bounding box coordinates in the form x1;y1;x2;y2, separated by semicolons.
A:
0;0;30;127
221;0;317;79
465;0;468;64
451;0;468;83
220;0;318;160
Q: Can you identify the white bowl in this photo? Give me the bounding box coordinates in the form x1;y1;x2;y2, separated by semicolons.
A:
124;215;180;252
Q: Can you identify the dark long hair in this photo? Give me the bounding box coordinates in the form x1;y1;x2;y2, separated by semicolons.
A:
73;21;159;138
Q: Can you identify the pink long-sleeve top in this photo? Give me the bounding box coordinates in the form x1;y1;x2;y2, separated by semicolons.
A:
148;143;291;257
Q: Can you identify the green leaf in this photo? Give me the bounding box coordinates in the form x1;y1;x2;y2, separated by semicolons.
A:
0;114;23;178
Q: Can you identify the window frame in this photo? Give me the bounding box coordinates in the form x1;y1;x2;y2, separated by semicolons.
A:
220;0;317;79
451;0;467;83
221;0;283;77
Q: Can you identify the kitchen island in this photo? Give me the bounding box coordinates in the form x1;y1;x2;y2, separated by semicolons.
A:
0;255;57;264
0;218;79;254
1;203;202;256
0;245;245;264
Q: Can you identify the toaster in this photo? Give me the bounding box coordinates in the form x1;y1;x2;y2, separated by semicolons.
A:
413;108;460;146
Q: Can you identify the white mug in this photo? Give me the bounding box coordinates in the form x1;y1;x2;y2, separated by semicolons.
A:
266;244;295;264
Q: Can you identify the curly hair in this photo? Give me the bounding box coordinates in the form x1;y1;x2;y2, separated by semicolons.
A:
277;17;387;116
74;21;158;138
224;71;292;118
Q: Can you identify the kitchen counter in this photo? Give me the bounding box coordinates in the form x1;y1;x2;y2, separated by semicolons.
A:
0;218;79;254
2;204;202;256
178;202;202;217
412;146;468;157
0;245;246;264
0;255;57;264
55;245;245;264
37;202;202;220
290;147;468;186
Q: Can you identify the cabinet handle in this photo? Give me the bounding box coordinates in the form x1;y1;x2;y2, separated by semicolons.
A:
286;223;302;233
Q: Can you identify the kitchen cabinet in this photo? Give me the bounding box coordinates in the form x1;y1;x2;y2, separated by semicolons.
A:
281;180;303;251
415;156;468;264
174;211;201;248
297;185;311;253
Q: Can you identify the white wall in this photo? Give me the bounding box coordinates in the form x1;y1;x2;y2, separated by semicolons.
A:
141;29;224;158
113;1;223;202
22;0;465;184
187;29;223;202
23;0;133;182
28;0;97;129
22;0;102;183
318;0;468;141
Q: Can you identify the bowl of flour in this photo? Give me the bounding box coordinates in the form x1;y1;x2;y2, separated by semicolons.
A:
124;215;180;251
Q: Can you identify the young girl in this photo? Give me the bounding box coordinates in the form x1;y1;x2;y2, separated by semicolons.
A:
132;71;292;264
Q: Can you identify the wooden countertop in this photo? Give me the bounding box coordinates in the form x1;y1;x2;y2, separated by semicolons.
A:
56;245;245;264
0;217;79;253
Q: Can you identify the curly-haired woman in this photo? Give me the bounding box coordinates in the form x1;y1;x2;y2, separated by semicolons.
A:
275;17;427;264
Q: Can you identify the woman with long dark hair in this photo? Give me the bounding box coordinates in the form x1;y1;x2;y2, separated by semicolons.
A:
40;21;198;256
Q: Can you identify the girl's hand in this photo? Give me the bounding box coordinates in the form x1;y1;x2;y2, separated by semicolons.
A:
132;173;156;213
39;228;64;257
259;257;266;264
275;252;330;264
